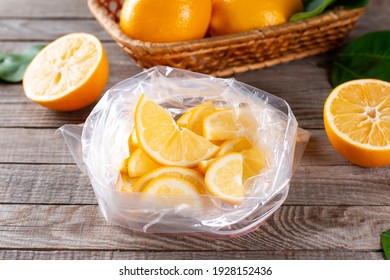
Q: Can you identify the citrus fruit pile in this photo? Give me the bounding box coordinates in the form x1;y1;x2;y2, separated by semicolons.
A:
23;33;109;111
324;79;390;167
119;0;303;43
117;95;267;204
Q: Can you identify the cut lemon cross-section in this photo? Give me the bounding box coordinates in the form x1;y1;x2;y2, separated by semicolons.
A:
142;175;199;195
186;102;217;135
141;175;201;207
324;79;390;167
127;148;161;177
242;147;266;181
203;109;242;140
204;152;244;204
135;95;219;167
176;108;195;128
217;137;252;157
132;166;206;194
23;33;109;111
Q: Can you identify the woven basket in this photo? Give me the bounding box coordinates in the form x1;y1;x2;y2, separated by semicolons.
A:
88;0;365;77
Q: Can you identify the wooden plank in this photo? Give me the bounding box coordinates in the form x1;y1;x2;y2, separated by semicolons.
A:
0;204;388;251
0;19;111;41
1;164;390;206
0;164;95;205
0;128;73;164
0;250;384;260
0;0;92;19
0;128;350;165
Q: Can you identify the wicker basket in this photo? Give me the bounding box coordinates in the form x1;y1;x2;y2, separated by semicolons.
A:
88;0;365;77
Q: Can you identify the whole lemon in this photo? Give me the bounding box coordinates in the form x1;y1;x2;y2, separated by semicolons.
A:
210;0;304;36
119;0;212;43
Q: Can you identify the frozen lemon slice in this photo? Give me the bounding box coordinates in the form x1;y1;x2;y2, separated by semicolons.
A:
176;109;195;128
197;158;216;175
127;148;161;177
203;109;242;140
142;175;202;208
135;95;218;167
142;175;199;195
133;166;206;194
204;152;244;204
217;137;252;157
186;101;217;135
130;127;139;147
241;147;266;182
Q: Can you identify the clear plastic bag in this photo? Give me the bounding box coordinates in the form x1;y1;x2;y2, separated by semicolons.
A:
58;66;310;237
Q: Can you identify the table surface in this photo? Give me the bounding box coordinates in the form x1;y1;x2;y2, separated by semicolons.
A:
1;0;389;260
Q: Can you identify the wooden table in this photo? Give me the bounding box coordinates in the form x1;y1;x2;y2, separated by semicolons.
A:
1;0;389;260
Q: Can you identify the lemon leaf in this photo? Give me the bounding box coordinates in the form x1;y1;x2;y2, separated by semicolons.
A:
290;0;369;22
290;0;337;22
381;229;390;260
331;31;390;87
0;45;45;83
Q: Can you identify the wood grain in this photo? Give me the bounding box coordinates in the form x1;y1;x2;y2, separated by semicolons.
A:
0;19;110;41
0;128;351;166
0;0;92;19
1;164;390;206
0;204;388;252
0;250;384;260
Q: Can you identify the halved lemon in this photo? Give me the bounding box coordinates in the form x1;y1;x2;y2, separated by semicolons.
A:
23;33;109;111
132;166;206;194
324;79;390;167
135;95;219;167
204;152;244;204
127;148;161;177
203;109;242;140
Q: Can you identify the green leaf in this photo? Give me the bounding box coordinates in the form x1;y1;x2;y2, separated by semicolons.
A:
290;0;337;22
0;44;45;83
289;0;370;22
331;31;390;87
381;230;390;260
337;0;370;9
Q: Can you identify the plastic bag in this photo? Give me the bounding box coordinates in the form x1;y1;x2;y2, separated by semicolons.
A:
58;66;310;237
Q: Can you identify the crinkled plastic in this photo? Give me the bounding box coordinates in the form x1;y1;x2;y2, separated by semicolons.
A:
58;66;310;237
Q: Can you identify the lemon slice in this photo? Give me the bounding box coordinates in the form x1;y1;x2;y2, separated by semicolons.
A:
197;158;216;175
114;174;138;192
130;128;139;147
217;137;252;157
142;175;202;208
119;157;129;174
324;79;390;167
127;148;161;177
186;102;217;135
204;152;244;204
142;175;199;195
241;147;266;182
135;95;219;167
203;109;242;140
133;166;206;194
176;109;195;128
